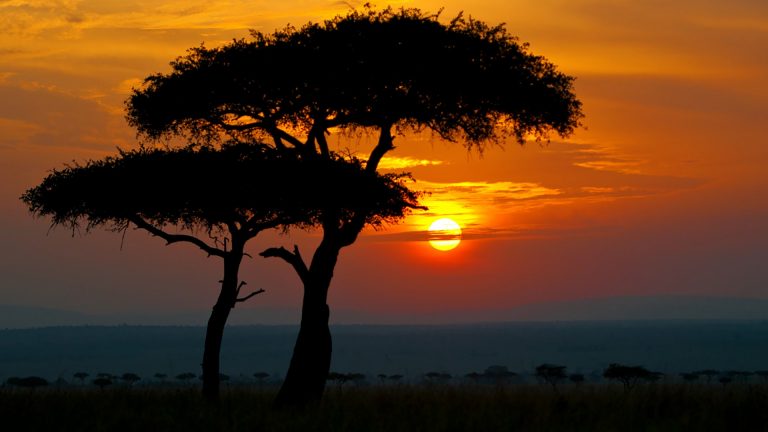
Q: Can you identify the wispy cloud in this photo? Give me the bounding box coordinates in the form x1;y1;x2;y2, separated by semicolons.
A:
420;180;561;201
574;159;642;174
378;156;445;170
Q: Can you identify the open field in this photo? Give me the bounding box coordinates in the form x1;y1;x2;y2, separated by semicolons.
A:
2;384;767;432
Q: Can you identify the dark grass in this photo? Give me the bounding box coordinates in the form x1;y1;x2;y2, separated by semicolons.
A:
2;384;768;432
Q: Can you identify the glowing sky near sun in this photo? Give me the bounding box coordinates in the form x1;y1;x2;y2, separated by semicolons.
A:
0;0;766;323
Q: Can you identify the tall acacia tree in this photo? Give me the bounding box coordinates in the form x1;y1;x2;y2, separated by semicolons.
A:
127;7;583;406
21;142;419;401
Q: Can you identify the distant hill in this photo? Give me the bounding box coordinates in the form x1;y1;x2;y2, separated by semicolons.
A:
478;295;768;322
2;295;768;328
1;321;768;381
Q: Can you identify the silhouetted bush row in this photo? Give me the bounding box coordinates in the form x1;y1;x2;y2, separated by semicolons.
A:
5;365;768;390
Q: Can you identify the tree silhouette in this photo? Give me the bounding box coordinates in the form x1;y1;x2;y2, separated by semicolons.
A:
126;6;582;407
92;377;112;390
6;376;49;389
603;363;660;391
21;143;417;402
121;373;141;387
326;372;349;394
176;372;196;384
483;365;517;386
73;372;89;384
465;372;482;384
388;374;404;384
535;364;567;391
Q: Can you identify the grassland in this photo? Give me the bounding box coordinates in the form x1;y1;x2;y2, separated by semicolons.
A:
1;383;767;432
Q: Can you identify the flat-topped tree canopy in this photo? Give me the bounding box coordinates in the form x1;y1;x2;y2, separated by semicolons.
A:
127;6;582;150
21;142;421;243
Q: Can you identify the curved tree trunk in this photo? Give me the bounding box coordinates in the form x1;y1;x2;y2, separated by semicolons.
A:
274;241;339;408
201;250;242;401
273;126;393;408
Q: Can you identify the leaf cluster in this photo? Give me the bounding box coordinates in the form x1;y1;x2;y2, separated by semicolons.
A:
21;143;422;235
127;6;582;148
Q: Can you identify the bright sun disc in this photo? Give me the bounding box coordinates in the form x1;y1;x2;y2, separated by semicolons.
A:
428;218;462;251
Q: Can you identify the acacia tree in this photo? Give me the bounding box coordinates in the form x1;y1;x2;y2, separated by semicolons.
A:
603;363;659;392
126;6;583;406
535;364;568;391
21;142;419;401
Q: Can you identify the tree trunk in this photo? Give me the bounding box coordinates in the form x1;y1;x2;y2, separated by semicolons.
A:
201;251;242;401
273;125;393;408
274;241;339;408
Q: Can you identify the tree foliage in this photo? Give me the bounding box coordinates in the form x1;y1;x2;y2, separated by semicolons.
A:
127;6;582;151
6;376;49;389
603;363;661;391
21;142;421;240
535;364;567;390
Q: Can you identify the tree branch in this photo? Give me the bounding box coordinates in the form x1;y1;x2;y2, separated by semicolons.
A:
259;245;309;283
236;288;266;303
215;119;262;131
127;216;226;258
267;126;306;149
243;217;283;238
365;124;394;173
316;128;330;157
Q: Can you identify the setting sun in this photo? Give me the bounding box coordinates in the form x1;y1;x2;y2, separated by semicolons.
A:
428;218;462;251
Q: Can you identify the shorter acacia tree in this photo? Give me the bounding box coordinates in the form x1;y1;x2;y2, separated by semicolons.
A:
121;373;141;387
603;363;660;391
73;372;89;384
535;364;568;391
21;142;420;401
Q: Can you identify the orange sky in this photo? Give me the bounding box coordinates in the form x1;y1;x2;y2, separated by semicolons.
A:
1;0;766;323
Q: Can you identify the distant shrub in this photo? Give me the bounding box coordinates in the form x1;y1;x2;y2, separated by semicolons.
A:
535;364;567;391
603;364;661;391
176;373;196;382
6;376;49;389
483;365;517;385
121;373;141;386
92;377;112;390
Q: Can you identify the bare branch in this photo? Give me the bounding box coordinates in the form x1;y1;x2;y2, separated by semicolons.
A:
268;127;306;149
236;288;266;303
317;128;330;157
128;216;226;258
243;218;281;238
365;124;394;173
259;245;309;283
236;281;247;292
215;119;262;131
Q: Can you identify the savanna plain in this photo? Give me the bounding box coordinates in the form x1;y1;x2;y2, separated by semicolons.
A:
2;383;767;432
